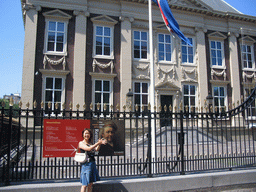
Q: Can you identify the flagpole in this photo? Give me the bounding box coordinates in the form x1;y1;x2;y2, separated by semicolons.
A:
148;0;156;170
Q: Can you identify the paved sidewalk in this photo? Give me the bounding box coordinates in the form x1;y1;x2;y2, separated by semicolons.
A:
0;169;256;192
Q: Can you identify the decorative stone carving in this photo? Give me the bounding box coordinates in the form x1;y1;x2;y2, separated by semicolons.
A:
211;68;226;81
43;55;66;70
157;65;176;83
93;59;114;73
243;71;256;82
181;67;198;82
132;63;150;79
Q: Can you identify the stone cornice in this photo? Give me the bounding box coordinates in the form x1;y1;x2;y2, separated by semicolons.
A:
123;0;256;23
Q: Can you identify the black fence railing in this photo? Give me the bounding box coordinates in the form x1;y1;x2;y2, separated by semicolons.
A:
1;92;256;185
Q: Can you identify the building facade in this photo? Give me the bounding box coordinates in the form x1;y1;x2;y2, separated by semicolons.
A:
21;0;256;115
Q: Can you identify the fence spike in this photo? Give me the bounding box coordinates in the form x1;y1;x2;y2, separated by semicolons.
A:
83;103;86;110
148;102;151;110
97;103;101;110
141;105;144;111
69;102;73;110
169;104;172;112
174;105;177;112
158;105;162;112
55;103;59;109
237;100;239;106
62;102;66;109
164;105;167;112
1;100;5;107
210;106;213;112
129;104;132;111
110;104;113;111
90;103;93;110
154;105;156;111
9;97;14;106
104;103;107;111
19;101;22;108
123;105;126;111
179;103;182;111
26;102;30;109
33;100;37;108
185;105;189;112
201;106;203;112
135;104;138;112
116;103;120;111
76;103;80;110
41;101;44;109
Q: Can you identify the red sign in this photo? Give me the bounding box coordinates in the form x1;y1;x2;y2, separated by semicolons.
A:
43;119;90;157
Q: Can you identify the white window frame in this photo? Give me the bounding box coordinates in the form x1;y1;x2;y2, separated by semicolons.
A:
40;69;69;116
43;19;69;56
42;76;66;116
209;40;225;69
158;33;173;63
133;30;149;61
212;86;227;113
182;84;197;112
181;37;195;65
93;25;114;59
244;87;256;119
92;79;112;112
133;82;149;113
241;43;255;70
90;72;116;113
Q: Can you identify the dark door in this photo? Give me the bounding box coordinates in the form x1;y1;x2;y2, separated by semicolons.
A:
160;95;173;127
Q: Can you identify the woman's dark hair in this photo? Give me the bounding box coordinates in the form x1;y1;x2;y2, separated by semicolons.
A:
82;129;93;143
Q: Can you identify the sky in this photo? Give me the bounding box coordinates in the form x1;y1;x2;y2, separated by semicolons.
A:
0;0;256;99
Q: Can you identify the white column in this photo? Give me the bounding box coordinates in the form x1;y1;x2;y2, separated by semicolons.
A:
229;32;241;103
73;11;89;108
120;16;133;108
21;5;40;105
196;27;208;107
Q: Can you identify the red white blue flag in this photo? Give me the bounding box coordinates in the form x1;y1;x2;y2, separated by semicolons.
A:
152;0;192;45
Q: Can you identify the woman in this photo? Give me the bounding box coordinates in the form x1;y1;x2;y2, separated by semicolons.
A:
78;128;106;192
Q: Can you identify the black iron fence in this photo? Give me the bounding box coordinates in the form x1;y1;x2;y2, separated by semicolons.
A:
1;90;256;185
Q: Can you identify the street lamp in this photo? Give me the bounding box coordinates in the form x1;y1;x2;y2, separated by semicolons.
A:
126;89;133;109
206;93;213;112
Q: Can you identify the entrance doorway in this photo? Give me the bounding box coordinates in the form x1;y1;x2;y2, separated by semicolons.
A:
160;95;173;127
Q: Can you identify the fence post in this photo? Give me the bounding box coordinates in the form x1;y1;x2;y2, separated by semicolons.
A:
179;109;185;175
5;104;13;185
148;108;152;177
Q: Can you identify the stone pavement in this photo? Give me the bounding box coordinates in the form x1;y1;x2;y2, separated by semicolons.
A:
0;169;256;192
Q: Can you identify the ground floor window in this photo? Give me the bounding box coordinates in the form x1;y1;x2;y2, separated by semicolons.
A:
93;79;111;112
134;82;148;113
43;77;64;114
183;84;196;112
213;86;226;113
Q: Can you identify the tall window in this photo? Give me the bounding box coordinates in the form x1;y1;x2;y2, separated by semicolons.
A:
210;40;223;67
183;85;196;112
44;77;63;114
134;82;148;112
95;26;112;57
134;31;148;59
241;44;253;69
182;38;194;64
158;34;172;62
46;21;66;53
245;88;256;116
94;80;111;112
213;86;225;113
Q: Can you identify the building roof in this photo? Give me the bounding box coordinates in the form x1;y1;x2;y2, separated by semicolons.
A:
199;0;241;14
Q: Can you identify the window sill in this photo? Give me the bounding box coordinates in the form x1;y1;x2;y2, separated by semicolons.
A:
93;55;114;60
43;51;67;56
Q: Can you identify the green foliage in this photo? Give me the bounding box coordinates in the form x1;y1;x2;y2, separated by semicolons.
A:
0;99;19;116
